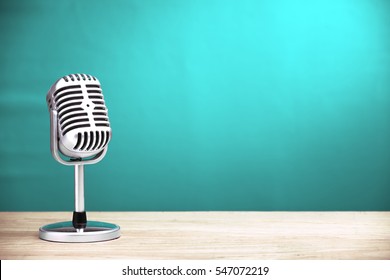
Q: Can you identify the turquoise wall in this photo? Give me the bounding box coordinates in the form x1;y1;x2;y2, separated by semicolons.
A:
1;0;389;211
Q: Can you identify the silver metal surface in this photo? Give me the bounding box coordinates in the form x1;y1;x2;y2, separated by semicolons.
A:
47;73;112;160
75;165;85;212
39;221;120;243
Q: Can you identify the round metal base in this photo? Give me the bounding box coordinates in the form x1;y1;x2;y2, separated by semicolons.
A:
39;221;120;243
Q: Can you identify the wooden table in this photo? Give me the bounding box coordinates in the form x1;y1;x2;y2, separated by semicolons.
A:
0;212;389;259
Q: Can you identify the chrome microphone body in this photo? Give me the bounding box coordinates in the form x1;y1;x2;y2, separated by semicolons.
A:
46;73;111;160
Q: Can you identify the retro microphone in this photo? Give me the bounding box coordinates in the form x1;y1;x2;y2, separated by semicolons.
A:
39;73;120;242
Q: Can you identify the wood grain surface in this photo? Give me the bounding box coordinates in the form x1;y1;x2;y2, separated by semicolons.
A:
0;212;389;259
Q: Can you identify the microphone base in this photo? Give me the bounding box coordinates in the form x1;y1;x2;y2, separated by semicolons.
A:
39;221;120;243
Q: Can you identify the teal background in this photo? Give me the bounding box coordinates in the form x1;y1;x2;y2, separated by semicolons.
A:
0;0;389;211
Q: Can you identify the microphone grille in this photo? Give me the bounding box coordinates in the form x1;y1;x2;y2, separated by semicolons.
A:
47;74;112;158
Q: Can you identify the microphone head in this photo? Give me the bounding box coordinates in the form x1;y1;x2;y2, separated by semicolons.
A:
46;74;111;159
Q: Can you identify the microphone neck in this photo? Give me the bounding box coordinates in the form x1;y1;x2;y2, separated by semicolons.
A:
73;164;87;229
74;164;85;213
